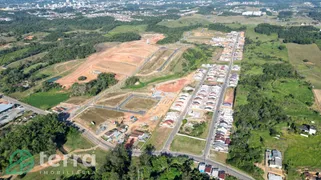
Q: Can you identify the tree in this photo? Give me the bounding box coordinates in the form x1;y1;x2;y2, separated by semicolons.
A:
78;76;87;81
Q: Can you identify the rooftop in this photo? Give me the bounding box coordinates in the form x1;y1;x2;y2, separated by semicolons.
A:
0;104;14;113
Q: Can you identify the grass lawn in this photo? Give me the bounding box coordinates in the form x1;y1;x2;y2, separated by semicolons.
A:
287;43;321;89
75;148;108;169
170;135;206;155
158;14;211;28
0;47;30;65
7;52;47;68
22;90;70;110
145;127;173;150
23;62;47;74
64;131;94;152
107;25;147;36
209;150;228;164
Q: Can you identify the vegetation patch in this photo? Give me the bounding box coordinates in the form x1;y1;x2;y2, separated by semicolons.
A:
287;43;321;89
22;90;70;109
170;136;206;155
79;108;124;127
122;97;158;111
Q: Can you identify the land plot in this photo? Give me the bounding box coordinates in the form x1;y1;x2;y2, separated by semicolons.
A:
146;127;173;150
78;107;124;128
223;88;235;107
107;25;147;35
170;136;206;155
139;48;175;74
158;14;211;28
313;89;321;112
36;59;85;77
22;90;70;110
57;34;164;88
64;96;90;105
287;43;321;89
122;97;158;111
7;52;47;68
97;94;130;107
184;28;225;44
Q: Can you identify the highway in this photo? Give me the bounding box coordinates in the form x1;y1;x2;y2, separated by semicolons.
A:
0;94;48;115
162;67;210;150
203;34;240;158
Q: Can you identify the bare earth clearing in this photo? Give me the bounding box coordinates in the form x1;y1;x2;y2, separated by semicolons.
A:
57;34;164;88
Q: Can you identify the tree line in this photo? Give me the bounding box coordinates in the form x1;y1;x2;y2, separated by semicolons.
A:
255;23;321;44
208;23;246;33
71;73;118;96
0;114;70;171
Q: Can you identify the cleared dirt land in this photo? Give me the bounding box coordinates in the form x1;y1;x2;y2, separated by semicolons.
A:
184;28;225;45
57;34;164;88
97;93;129;107
287;43;321;89
223;88;235;106
313;89;321;112
122;97;158;111
79;107;124;127
139;48;175;74
156;78;190;93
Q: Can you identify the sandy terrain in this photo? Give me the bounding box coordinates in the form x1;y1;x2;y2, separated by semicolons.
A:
313;89;321;111
223;88;235;105
57;34;164;88
155;74;194;93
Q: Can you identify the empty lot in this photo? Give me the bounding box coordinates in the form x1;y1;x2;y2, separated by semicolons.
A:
287;43;321;88
122;97;158;111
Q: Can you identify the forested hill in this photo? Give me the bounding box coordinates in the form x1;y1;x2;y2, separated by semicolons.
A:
255;23;321;44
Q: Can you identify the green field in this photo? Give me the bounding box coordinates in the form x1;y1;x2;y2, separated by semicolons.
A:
170;136;206;155
287;43;321;89
107;25;147;36
23;90;70;109
158;14;211;28
234;24;321;178
0;47;30;65
64;130;94;151
23;62;47;74
7;52;47;68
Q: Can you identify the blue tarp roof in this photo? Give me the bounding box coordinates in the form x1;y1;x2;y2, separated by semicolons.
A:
0;104;14;113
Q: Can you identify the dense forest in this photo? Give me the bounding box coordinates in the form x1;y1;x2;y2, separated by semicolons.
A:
65;145;210;180
308;11;321;22
227;63;295;178
71;73;118;96
208;23;246;33
255;23;321;44
0;114;70;171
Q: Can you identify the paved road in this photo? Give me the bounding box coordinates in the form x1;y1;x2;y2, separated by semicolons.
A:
157;48;181;71
0;94;48;115
203;34;240;158
162;68;209;150
93;105;146;115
